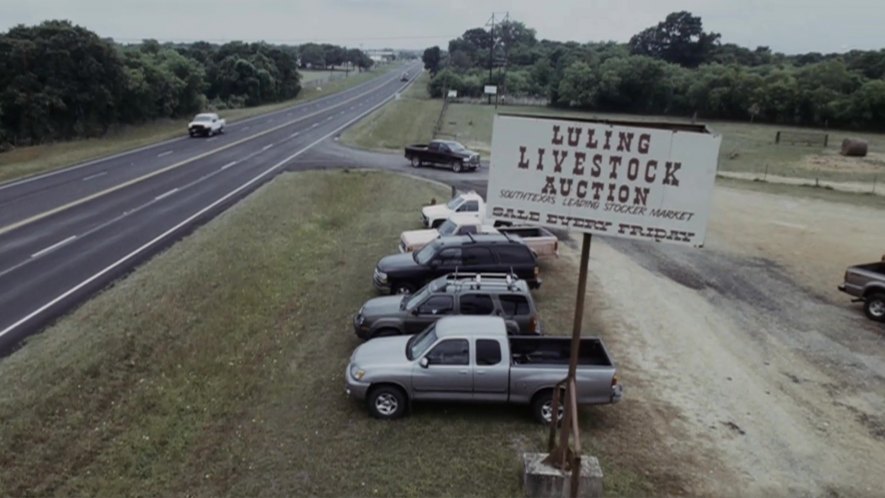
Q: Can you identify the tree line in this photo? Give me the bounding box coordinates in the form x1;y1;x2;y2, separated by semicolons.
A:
422;12;885;130
0;20;375;149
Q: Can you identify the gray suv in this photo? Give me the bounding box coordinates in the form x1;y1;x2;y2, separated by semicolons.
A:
354;273;541;340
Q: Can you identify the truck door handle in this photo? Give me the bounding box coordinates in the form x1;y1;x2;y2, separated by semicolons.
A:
459;370;469;375
476;370;486;375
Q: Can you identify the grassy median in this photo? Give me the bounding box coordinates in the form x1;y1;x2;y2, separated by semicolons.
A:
0;64;398;185
0;170;654;497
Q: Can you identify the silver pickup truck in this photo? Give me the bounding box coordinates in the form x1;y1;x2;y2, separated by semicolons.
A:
839;259;885;321
345;315;623;423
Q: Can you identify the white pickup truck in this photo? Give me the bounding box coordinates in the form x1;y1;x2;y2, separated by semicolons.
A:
400;213;559;257
420;191;485;229
188;113;225;137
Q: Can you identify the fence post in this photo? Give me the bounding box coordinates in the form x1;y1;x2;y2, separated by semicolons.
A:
824;134;829;147
775;131;781;144
763;164;769;181
874;175;878;194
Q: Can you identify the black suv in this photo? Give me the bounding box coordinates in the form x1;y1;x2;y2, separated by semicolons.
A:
372;234;541;295
355;273;542;339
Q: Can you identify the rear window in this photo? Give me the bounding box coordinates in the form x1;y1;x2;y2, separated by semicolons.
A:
476;339;502;366
492;245;533;264
459;294;495;315
499;295;531;316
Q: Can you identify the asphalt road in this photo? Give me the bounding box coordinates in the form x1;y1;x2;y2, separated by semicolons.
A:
0;62;422;351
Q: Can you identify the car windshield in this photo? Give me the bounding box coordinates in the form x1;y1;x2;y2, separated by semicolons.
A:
194;115;212;122
437;219;457;236
414;240;440;265
406;324;438;360
405;284;432;310
446;196;463;209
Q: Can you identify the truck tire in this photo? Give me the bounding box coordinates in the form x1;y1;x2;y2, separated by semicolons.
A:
410;156;421;168
391;282;416;295
864;293;885;321
431;219;444;229
367;385;407;419
452;160;463;173
531;390;563;425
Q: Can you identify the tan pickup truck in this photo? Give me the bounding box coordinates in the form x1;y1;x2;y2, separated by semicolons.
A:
400;213;559;257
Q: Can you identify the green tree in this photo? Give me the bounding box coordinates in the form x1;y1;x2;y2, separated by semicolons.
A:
422;46;442;75
628;11;721;67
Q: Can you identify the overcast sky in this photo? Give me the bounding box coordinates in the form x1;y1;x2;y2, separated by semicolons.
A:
1;0;882;54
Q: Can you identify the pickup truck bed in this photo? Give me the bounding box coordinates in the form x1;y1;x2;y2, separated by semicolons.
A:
498;226;559;257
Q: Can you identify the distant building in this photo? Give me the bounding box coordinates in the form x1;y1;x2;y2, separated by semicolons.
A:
366;49;396;63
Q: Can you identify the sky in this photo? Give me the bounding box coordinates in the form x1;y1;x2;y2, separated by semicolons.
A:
1;0;883;54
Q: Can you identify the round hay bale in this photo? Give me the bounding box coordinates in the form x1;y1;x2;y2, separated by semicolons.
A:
840;138;868;157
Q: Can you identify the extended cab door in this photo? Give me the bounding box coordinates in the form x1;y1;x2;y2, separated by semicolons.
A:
412;338;472;400
472;338;509;402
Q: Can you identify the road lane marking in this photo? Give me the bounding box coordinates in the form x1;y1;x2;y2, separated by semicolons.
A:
82;171;107;182
207;137;217;142
220;161;237;170
288;131;300;138
311;123;319;128
0;73;418;340
31;236;77;259
243;126;251;130
262;144;274;151
0;66;415;193
154;188;179;201
0;76;408;237
157;150;173;158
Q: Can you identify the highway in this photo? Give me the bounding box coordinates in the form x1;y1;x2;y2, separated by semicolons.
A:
0;62;422;351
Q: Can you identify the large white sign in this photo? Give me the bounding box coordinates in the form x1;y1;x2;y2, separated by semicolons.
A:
487;114;722;247
484;85;498;95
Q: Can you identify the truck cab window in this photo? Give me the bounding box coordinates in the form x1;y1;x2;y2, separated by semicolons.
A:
476;339;502;366
457;201;479;212
462;247;494;265
460;294;495;315
437;248;463;266
418;296;454;315
425;339;469;365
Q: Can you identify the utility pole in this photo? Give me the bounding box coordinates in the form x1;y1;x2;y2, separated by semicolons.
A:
486;13;495;105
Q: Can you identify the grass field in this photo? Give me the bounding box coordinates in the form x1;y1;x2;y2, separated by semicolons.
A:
338;82;885;185
0;63;397;185
340;71;442;152
0;170;652;497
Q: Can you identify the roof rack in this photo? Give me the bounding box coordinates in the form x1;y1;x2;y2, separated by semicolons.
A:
442;271;522;291
465;232;476;243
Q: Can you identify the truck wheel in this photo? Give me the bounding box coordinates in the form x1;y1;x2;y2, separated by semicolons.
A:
452;160;463;173
410;156;421;168
367;385;407;419
391;282;415;295
532;390;563;425
864;293;885;321
431;219;444;229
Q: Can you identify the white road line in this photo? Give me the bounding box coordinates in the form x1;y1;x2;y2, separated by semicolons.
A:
311;123;319;128
327;116;334;121
154;188;179;201
82;171;107;182
220;161;237;170
31;236;77;259
262;144;274;151
206;137;217;142
243;126;251;130
0;73;417;340
0;65;416;192
157;150;173;158
288;131;300;138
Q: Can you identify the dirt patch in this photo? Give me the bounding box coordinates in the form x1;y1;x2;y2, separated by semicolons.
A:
578;184;885;496
806;151;885;174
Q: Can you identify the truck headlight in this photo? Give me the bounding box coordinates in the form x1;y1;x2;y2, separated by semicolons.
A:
375;270;388;283
350;365;366;381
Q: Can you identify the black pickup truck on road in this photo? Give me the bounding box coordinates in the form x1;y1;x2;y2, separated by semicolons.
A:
839;258;885;321
404;140;481;173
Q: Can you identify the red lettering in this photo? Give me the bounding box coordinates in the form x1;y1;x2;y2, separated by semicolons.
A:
517;146;529;169
553;150;569;173
567;127;582;146
638;133;651;154
573;152;586;176
617;132;634;152
552;126;563;145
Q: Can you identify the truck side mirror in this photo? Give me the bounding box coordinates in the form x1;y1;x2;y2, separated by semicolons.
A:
419;357;429;368
411;308;419;316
